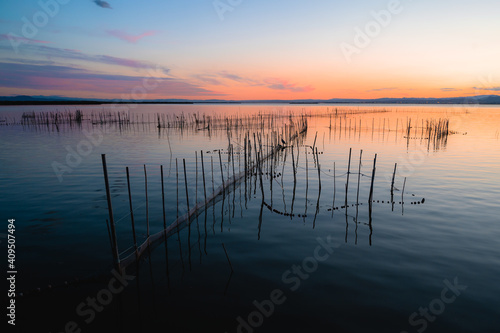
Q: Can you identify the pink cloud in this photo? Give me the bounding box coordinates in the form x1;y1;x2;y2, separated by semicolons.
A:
17;45;170;72
265;78;314;93
0;62;219;97
0;34;50;44
107;30;158;44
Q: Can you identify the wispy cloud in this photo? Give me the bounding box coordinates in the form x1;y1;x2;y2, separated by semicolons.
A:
196;72;312;93
0;34;50;45
265;78;314;93
0;44;170;73
0;58;57;66
0;62;221;97
441;88;462;92
193;74;224;86
219;71;261;86
474;86;500;92
367;87;397;92
107;30;158;44
94;0;112;9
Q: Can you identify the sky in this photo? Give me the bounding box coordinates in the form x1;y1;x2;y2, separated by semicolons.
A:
0;0;499;100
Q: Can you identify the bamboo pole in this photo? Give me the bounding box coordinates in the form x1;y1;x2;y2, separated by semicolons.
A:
211;156;215;194
391;163;398;198
244;134;247;183
126;166;138;257
201;151;207;201
312;131;318;152
101;154;121;272
144;164;149;239
258;149;265;199
218;150;225;193
369;154;377;204
331;162;336;217
345;148;352;209
195;152;198;205
183;159;190;213
316;147;321;191
231;145;236;192
176;159;179;219
305;147;309;194
401;177;407;208
356;150;363;207
161;164;169;278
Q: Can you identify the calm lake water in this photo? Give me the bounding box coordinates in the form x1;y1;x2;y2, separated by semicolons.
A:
1;104;499;333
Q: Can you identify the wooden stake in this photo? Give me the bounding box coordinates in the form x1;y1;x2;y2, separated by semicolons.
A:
356;150;363;207
101;154;120;272
201;151;207;201
369;154;377;204
345;148;352;209
244;134;247;182
211;156;215;194
258;149;265;199
144;164;149;239
312;131;318;152
332;162;336;217
218;150;225;195
195;151;198;205
176;159;179;219
126;166;138;257
183;159;190;213
316;147;321;191
305;147;309;189
402;177;407;206
391;163;398;197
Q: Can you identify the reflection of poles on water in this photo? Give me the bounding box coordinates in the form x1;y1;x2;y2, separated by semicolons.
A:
114;118;306;268
102;116;428;277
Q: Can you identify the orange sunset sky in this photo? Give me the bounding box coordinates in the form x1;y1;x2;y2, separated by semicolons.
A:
1;0;499;100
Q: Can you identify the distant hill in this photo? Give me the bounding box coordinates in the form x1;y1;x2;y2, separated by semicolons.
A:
1;95;499;105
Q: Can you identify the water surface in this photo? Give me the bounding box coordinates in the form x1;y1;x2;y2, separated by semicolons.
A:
1;104;499;333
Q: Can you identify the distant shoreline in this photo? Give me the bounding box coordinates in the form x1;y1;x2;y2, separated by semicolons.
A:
1;100;499;106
